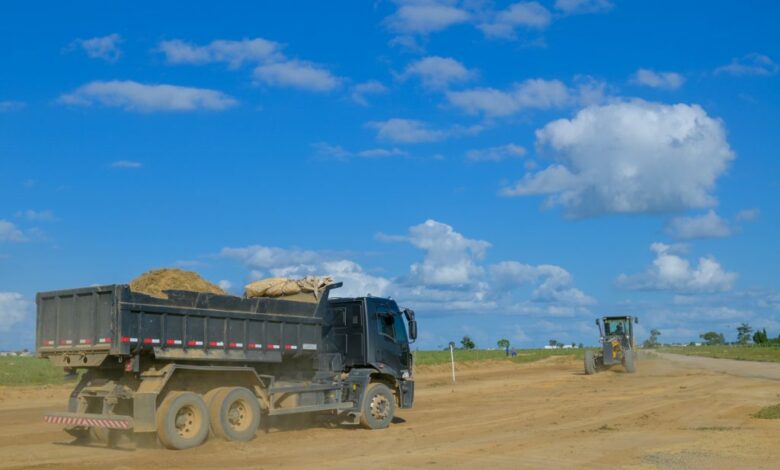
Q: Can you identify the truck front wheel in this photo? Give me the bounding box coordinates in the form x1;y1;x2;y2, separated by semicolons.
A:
208;387;261;442
359;383;395;430
156;391;210;450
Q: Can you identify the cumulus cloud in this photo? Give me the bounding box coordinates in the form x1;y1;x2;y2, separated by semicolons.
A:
384;0;471;34
554;0;612;14
350;80;388;106
0;292;29;332
15;210;55;222
666;210;732;240
158;38;283;68
478;1;552;39
503;100;735;218
489;261;594;305
0;220;26;242
111;160;143;169
71;33;122;62
617;242;737;293
253;60;340;92
366;118;447;143
631;68;685;90
466;144;526;162
716;53;779;76
446;77;606;117
399;56;477;90
58;80;237;112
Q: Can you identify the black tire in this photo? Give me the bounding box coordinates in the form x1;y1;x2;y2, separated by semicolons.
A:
584;351;597;375
359;383;395;430
623;349;636;373
156;391;210;450
208;387;261;442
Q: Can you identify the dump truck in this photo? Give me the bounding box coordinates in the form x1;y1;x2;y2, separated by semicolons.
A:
36;283;417;449
584;315;638;374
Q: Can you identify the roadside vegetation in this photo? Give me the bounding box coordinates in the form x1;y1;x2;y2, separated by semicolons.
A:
753;403;780;419
414;348;587;366
0;356;70;386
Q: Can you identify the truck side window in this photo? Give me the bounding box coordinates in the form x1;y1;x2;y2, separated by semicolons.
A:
378;313;396;341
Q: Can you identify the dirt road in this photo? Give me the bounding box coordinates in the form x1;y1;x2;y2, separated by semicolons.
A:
1;355;778;470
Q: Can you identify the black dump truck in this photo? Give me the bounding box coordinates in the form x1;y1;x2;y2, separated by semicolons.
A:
36;282;417;449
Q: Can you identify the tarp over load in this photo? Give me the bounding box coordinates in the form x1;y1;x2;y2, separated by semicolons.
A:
245;276;334;303
130;268;227;299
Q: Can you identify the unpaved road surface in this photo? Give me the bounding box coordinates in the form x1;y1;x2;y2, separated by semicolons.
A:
1;355;779;469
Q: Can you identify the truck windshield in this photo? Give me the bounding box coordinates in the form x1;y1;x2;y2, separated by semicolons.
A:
393;313;408;344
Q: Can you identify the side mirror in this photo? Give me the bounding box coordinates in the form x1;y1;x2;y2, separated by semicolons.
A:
634;317;639;324
408;319;417;342
595;319;600;326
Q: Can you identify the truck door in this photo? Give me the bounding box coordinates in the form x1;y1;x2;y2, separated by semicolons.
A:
374;303;410;375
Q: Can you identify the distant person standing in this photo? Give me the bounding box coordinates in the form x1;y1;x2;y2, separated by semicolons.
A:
511;348;517;358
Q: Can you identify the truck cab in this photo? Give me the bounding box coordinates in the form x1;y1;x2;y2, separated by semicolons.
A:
326;296;416;408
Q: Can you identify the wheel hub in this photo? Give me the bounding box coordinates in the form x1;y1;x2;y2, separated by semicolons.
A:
370;394;390;421
174;405;198;438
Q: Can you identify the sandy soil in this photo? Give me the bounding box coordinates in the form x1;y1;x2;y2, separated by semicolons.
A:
0;354;778;470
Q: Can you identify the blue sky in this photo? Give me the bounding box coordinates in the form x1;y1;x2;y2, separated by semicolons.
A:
1;0;779;350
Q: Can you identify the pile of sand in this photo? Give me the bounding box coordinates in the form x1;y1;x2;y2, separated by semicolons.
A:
245;276;334;303
129;268;226;299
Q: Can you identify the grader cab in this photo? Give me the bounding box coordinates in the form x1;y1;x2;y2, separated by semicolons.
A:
584;315;638;374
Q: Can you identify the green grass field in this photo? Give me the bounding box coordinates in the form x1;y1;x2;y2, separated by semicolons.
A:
657;345;780;363
413;348;587;366
0;356;69;386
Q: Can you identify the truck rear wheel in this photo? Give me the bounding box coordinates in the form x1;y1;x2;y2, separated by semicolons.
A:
584;351;597;375
359;383;395;430
208;387;260;442
156;391;210;450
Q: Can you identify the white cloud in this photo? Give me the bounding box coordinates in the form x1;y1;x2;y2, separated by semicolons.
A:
504;100;735;217
15;210;55;222
617;242;737;293
736;208;760;222
350;80;388;106
58;81;237;112
399;56;477;90
158;38;283;68
478;1;552;39
0;220;26;242
716;53;779;76
357;148;408;158
253;60;340;92
666;210;732;240
554;0;612;14
217;280;233;291
0;101;26;112
631;68;685;90
489;261;594;305
111;160;142;169
312;142;408;159
385;1;471;34
446;77;606;117
0;292;29;332
312;142;351;159
466;144;526;162
71;34;122;62
366;118;447;143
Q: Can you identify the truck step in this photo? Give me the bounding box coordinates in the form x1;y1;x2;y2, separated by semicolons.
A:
268;402;354;416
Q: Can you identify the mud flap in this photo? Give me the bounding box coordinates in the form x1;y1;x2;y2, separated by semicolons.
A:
399;379;414;408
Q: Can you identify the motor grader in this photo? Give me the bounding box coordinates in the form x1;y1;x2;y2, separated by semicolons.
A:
584;315;638;374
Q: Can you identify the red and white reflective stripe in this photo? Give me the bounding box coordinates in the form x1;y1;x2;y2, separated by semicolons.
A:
143;338;160;345
228;342;244;348
165;339;182;346
43;340;55;346
267;344;280;350
44;415;132;430
284;344;298;350
302;343;318;351
79;339;92;345
187;340;204;347
120;336;138;343
60;339;73;345
248;343;262;349
98;337;112;344
208;341;224;347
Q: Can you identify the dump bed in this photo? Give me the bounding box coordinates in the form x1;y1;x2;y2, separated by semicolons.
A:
36;284;339;366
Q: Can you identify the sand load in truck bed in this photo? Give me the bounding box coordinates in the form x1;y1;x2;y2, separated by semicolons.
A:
245;276;334;303
129;268;226;299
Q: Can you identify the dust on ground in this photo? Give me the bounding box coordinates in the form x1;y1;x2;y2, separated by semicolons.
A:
1;355;779;469
129;268;226;299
